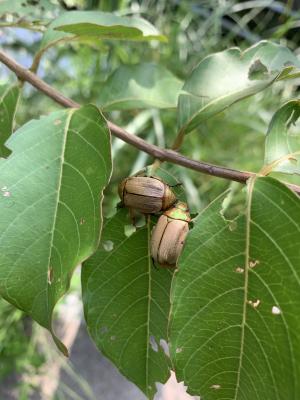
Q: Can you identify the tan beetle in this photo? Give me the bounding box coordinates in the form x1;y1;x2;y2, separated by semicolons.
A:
118;176;176;214
151;201;191;268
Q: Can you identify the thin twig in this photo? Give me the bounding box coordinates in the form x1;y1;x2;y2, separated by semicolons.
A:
1;49;300;194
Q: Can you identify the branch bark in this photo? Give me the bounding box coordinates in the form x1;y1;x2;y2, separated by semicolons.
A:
1;49;300;195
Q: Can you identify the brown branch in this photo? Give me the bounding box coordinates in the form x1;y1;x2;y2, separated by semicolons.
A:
1;49;300;194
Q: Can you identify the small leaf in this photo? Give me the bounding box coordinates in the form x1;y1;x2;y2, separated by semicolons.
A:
0;105;112;354
39;11;166;55
82;210;172;399
170;177;300;399
178;41;300;134
264;100;300;174
98;63;183;110
0;84;20;158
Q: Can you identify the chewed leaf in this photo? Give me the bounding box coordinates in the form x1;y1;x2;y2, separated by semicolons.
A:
248;59;269;80
0;105;112;354
0;84;20;158
82;210;172;399
170;177;300;399
264;100;300;174
178;41;300;134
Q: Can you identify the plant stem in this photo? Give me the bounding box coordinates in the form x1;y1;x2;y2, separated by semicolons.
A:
171;129;185;151
1;49;300;195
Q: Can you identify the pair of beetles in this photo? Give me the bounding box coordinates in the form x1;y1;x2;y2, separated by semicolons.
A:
118;175;191;268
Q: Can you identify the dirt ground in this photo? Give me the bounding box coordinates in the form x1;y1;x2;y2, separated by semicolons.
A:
0;323;197;400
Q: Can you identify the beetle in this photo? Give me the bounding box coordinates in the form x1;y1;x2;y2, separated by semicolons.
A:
150;201;191;268
118;176;176;214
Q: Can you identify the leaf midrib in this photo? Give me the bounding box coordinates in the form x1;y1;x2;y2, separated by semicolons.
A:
146;217;151;397
45;109;74;324
234;177;254;400
181;78;275;133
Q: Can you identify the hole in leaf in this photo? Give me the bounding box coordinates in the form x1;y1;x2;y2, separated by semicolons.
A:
124;224;136;237
249;259;260;268
159;339;170;357
155;372;200;399
235;267;244;273
149;335;158;352
272;306;281;315
248;59;269;80
247;299;260;309
102;240;114;251
47;266;54;285
210;384;221;390
221;182;246;220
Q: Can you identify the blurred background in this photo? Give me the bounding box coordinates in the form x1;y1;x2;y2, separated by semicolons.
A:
1;0;300;398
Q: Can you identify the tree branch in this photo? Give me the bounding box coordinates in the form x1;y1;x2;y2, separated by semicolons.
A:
1;49;300;194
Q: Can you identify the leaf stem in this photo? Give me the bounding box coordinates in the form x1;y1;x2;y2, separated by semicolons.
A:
171;129;185;151
259;151;300;176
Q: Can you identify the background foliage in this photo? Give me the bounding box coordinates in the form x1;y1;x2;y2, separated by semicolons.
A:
1;0;300;399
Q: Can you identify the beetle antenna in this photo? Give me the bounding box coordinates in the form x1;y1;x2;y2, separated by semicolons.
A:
129;208;137;227
151;257;159;270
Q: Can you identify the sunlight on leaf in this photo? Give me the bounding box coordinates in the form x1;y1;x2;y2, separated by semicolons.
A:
264;100;300;175
39;11;166;57
98;63;182;110
170;177;300;399
0;105;112;354
178;41;300;134
0;84;19;158
82;209;172;399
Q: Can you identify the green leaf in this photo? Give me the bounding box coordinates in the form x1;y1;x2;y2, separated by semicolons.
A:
39;11;166;55
170;177;300;399
0;0;61;27
0;0;57;16
98;63;183;110
133;163;187;203
82;209;172;399
0;84;20;158
264;100;300;174
0;105;112;355
178;41;300;134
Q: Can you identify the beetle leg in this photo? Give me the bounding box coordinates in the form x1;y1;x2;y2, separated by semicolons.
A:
129;208;137;226
151;257;159;270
